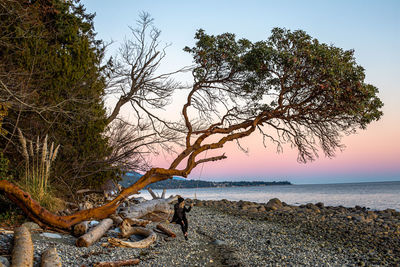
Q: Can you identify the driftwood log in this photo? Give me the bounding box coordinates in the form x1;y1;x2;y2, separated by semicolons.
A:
140;210;171;222
76;218;113;247
156;223;176;237
108;227;156;248
120;218;150;238
73;221;89;237
124;218;151;227
41;247;62;267
160;188;166;199
119;196;176;220
93;259;140;267
147;188;158;199
12;226;33;267
109;214;123;226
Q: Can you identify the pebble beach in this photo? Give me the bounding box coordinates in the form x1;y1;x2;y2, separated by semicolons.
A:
1;198;399;266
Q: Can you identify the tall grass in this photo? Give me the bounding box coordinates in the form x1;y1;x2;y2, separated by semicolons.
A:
17;129;60;203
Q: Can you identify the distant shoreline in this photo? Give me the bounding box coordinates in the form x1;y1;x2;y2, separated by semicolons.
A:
121;173;291;189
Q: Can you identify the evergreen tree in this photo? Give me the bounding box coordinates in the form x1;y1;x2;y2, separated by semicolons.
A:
0;0;115;191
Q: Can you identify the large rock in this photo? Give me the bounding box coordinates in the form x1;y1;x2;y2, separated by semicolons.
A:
265;198;283;211
281;206;293;212
258;205;266;212
248;207;259;213
241;205;249;211
366;211;378;220
305;203;320;213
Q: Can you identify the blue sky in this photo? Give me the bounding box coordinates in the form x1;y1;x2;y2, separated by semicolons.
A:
81;0;400;184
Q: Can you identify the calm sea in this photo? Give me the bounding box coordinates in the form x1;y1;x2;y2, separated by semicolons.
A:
140;181;400;211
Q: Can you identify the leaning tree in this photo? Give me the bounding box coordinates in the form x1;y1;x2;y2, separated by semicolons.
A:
0;28;383;230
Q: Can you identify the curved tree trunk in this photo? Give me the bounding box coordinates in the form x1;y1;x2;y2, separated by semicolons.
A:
0;131;226;231
0;180;121;230
0;169;162;230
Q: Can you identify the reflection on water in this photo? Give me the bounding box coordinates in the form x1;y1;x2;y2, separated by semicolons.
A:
139;181;400;211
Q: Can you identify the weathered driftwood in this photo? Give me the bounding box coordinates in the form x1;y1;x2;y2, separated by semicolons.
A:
93;259;140;267
119;196;177;220
160;188;166;199
108;227;156;248
12;226;33;267
73;221;89;237
156;223;176;238
124;218;151;227
41;247;62;267
140;210;171;222
76;218;113;247
109;214;123;226
120;218;151;238
147;188;158;199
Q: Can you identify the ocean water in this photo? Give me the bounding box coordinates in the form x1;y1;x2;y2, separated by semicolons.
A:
139;181;400;211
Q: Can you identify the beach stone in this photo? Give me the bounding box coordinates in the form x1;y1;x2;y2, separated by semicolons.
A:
0;256;10;267
248;207;259;213
258;206;266;212
384;209;396;214
241;201;252;207
210;239;226;246
316;202;325;209
281;206;293;212
380;212;392;219
241;205;250;211
21;222;42;232
265;198;282;211
352;215;365;222
40;232;63;239
366;211;378;220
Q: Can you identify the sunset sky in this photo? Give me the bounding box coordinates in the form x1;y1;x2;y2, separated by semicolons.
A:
81;0;400;184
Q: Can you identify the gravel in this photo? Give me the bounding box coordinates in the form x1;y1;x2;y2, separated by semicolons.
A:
1;200;399;266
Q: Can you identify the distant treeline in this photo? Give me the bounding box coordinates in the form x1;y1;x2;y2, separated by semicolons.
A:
120;174;291;189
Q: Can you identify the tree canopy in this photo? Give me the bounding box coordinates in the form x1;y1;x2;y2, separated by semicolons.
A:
182;28;383;162
0;10;384;229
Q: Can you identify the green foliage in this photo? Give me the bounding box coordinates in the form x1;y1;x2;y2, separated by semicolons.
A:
184;28;383;162
0;0;115;192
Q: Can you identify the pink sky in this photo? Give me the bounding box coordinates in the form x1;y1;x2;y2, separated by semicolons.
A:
81;0;400;184
153;98;400;184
